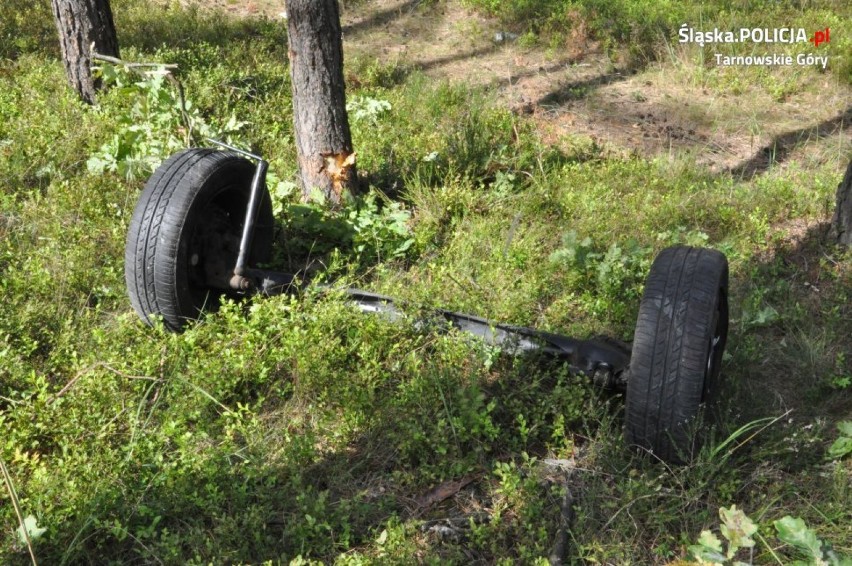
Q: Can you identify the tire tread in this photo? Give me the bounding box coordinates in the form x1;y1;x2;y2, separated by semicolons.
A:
125;149;273;331
625;245;728;463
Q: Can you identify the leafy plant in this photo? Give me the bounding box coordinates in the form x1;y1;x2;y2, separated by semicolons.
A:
87;62;245;180
773;516;848;566
830;353;851;390
276;190;415;266
688;505;756;564
549;230;651;322
16;515;46;546
346;95;392;124
687;506;850;566
827;421;852;460
2;1;851;563
347;192;414;263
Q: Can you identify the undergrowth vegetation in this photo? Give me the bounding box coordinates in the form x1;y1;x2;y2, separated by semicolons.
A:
1;0;850;564
461;0;852;80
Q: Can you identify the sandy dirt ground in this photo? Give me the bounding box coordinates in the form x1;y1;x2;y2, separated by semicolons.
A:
165;0;850;177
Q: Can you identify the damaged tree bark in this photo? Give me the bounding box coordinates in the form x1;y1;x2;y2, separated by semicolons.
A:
286;0;360;206
51;0;120;105
830;160;852;246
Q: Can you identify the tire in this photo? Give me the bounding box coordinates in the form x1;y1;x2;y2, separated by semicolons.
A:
625;246;729;463
125;148;274;331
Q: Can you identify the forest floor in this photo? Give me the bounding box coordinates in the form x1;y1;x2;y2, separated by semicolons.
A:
1;0;850;563
171;0;850;177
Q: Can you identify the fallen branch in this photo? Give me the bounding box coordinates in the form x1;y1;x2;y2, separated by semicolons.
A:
548;486;575;566
542;456;581;566
91;51;177;70
0;456;38;566
49;362;160;405
413;473;481;514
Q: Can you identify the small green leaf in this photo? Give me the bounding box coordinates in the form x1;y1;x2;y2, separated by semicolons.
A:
828;436;852;460
697;529;724;553
774;516;825;563
750;305;779;326
689;530;726;564
719;505;757;557
837;421;852;436
16;514;46;544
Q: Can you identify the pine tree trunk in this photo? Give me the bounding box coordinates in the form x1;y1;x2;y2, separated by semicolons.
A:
286;0;359;206
830;160;852;246
51;0;119;105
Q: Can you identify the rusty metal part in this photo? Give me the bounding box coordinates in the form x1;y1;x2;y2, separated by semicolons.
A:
229;274;254;291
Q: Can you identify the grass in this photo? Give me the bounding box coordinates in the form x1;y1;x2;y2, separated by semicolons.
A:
461;0;852;80
1;0;851;564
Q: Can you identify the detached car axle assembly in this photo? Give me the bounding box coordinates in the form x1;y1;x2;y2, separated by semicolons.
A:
125;145;729;464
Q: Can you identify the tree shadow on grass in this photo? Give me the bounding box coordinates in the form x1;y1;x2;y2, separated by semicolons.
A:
342;0;425;37
39;338;589;564
726;106;852;180
117;5;288;57
722;222;851;470
414;45;501;72
487;55;588;91
535;68;633;108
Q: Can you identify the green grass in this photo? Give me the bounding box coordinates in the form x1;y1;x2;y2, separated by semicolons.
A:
461;0;852;81
1;0;851;564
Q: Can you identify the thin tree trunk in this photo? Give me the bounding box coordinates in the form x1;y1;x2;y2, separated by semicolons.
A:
830;160;852;246
51;0;119;105
286;0;359;206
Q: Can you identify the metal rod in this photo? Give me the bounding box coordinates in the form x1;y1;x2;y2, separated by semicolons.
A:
207;139;268;278
234;160;268;276
343;289;631;385
206;138;263;162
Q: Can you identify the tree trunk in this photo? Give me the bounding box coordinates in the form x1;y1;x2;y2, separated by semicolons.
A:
830;160;852;246
51;0;119;105
286;0;359;206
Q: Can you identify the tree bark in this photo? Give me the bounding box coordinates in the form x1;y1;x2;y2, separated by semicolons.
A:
51;0;119;105
286;0;359;206
830;160;852;246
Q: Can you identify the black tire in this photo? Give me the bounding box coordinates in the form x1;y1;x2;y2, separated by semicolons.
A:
125;148;274;331
625;245;729;463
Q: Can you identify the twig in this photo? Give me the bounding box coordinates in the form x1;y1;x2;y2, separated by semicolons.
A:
502;212;522;259
173;377;233;415
756;531;784;565
545;451;586;565
91;51;178;70
548;485;575;565
599;492;683;534
49;362;160;405
413;473;481;513
446;273;481;301
48;366;92;404
728;411;791;456
0;456;38;566
164;73;193;145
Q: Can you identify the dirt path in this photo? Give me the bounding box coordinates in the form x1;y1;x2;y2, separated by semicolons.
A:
172;0;851;176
